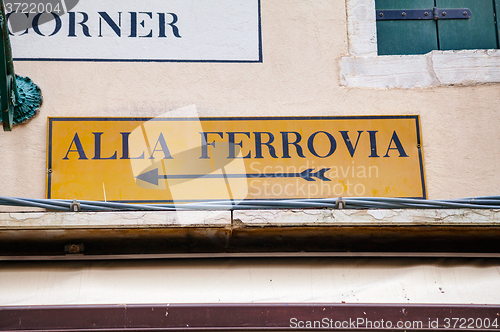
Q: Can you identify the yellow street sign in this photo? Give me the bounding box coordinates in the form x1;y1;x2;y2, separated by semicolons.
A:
47;116;426;203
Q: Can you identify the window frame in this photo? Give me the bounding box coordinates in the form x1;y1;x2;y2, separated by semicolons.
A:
340;0;500;88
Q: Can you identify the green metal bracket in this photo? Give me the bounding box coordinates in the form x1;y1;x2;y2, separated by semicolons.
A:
0;0;15;131
0;0;42;131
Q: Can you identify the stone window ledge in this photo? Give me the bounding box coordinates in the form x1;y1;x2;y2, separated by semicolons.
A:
341;49;500;89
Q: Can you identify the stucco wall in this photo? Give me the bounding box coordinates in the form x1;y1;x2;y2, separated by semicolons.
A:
2;258;500;305
1;0;499;209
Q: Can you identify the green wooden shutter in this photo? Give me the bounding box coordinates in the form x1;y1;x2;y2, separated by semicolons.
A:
496;0;500;47
376;0;438;55
437;0;498;50
376;0;500;55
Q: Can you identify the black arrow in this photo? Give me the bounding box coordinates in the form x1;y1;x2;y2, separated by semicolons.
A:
136;168;331;186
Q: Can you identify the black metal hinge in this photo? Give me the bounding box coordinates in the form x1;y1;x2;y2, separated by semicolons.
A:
376;7;471;20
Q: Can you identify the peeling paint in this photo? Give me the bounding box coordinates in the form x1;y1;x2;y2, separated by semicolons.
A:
366;210;386;220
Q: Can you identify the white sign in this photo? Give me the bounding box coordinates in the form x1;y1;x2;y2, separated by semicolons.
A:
10;0;262;62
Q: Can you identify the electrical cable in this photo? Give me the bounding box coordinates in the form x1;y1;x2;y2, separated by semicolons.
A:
1;196;500;212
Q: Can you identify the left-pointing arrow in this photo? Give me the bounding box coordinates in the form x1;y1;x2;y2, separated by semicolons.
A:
135;168;160;186
136;168;332;186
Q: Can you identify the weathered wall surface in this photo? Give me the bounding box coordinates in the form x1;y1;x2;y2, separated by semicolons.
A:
2;258;500;305
1;0;499;209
